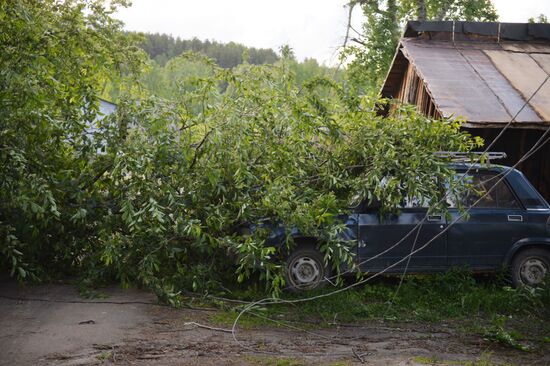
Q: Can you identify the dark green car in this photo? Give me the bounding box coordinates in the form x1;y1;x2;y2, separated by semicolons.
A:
274;164;550;291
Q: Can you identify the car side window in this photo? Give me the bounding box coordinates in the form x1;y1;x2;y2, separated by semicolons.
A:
463;173;521;209
401;195;430;208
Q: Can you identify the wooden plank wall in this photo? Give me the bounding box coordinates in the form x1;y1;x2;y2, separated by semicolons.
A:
395;64;441;119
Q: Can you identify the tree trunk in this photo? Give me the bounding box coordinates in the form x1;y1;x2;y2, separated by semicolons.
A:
388;0;399;37
417;0;426;21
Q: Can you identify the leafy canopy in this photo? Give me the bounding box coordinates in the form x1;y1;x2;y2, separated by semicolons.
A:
0;0;145;280
1;0;481;301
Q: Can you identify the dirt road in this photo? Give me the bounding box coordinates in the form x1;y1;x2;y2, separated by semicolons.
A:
0;280;547;365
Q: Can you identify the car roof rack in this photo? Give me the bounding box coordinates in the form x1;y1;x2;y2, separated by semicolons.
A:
434;151;507;163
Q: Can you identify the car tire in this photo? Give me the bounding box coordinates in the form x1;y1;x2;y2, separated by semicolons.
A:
511;248;550;288
284;245;330;292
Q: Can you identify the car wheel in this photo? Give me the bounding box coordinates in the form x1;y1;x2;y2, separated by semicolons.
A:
285;245;330;292
511;248;550;287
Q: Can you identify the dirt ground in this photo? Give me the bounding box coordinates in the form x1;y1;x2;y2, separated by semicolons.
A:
0;280;548;366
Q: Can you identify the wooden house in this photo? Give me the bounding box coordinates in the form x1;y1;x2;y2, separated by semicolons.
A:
381;21;550;200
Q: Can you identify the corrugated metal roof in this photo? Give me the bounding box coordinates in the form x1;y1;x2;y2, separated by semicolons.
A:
382;21;550;129
484;50;550;121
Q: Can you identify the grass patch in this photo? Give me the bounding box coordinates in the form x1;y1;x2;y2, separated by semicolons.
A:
235;271;550;324
209;270;550;347
96;351;112;361
209;309;268;329
480;316;530;352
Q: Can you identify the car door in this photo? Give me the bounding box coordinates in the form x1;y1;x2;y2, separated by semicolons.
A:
357;197;447;272
446;171;527;269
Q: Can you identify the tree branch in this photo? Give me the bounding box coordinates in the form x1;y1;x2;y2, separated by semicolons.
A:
351;37;367;46
335;1;359;73
189;128;215;170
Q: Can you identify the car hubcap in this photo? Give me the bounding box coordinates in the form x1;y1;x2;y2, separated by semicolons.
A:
520;258;548;286
290;257;321;288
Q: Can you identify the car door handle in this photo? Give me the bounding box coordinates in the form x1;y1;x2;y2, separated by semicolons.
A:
427;215;442;222
508;215;523;222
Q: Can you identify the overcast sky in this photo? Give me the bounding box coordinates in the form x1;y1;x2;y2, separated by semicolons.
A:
116;0;550;66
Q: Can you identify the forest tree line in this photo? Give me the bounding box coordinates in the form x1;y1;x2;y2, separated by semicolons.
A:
137;32;279;68
103;32;341;101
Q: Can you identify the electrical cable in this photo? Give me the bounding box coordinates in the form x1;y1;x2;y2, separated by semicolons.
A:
382;30;550;304
207;23;550;356
284;71;550;292
318;23;550;292
164;28;550;353
229;121;550;353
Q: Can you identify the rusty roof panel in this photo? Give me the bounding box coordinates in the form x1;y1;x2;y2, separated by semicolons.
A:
527;53;550;120
484;50;550;121
401;40;512;122
393;39;549;127
381;22;550;128
531;53;550;74
499;43;550;54
460;49;541;122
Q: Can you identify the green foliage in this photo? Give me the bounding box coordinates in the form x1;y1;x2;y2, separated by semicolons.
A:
528;14;548;24
482;315;529;351
292;58;340;85
342;0;401;95
0;0;145;281
96;56;478;298
343;0;498;92
1;0;482;301
96;351;113;361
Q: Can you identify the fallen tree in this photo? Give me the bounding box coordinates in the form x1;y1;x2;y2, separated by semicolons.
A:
0;1;481;303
